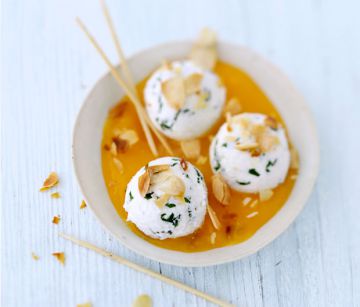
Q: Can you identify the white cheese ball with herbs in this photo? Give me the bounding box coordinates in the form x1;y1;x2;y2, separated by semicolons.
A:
144;60;226;140
124;157;207;240
210;113;290;193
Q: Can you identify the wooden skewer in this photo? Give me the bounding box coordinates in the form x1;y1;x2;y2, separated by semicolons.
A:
59;233;234;307
100;0;135;89
76;17;158;157
99;1;174;156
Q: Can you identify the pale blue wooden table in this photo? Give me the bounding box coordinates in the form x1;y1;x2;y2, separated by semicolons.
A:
2;0;360;306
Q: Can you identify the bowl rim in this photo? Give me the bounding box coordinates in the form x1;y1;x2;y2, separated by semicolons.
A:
72;40;320;267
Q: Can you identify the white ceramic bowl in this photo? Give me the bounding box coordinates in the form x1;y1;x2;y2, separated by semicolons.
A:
73;41;319;267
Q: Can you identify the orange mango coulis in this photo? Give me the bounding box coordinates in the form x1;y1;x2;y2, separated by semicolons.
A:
101;61;297;252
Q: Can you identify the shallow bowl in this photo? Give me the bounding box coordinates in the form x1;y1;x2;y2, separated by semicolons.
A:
73;41;319;267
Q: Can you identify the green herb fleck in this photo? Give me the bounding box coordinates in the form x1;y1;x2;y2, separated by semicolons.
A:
184;197;191;203
222;143;228;148
236;181;251;185
165;203;176;208
266;159;278;173
188;208;192;218
129;191;134;201
249;169;260;176
145;192;154;199
171;162;178;167
160;213;181;227
160;122;171;130
214;160;221;171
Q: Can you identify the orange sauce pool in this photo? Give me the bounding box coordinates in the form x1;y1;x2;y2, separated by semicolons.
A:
101;61;297;252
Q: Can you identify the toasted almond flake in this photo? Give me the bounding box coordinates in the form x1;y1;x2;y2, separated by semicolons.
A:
40;172;59;191
109;102;127;118
31;252;40;261
259;134;280;152
249;199;259;208
80;200;87;209
157;175;185;196
251;124;266;139
51;192;61;199
197;28;217;46
132;294;152;307
246;212;259;219
224;135;237;142
210;232;217;245
161;76;186;110
112;137;129;154
259;189;274;202
196;155;208;165
113;158;124;174
150;169;173;185
290;147;300;169
224;97;242;115
110;141;118;155
52;252;65;265
195;92;208;110
207;205;221;230
265;116;278;130
148;164;170;174
211;174;231;205
180;158;188;171
154;194;170;208
290;174;298;180
52;215;60;224
180;139;201;159
225;112;233;131
184;73;203;95
235;142;259;151
118;129;139;146
190;29;217;70
242;197;252;206
77;303;92;307
138;166;151;197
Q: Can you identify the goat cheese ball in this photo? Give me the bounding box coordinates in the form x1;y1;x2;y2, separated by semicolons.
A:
144;60;226;140
210;113;290;193
124;157;207;240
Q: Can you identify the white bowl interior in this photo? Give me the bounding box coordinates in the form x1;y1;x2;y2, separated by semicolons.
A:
73;41;319;267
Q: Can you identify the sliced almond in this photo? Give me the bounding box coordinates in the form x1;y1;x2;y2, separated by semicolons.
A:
246;212;259;219
249;199;259;208
51;192;61;199
77;303;92;307
180;139;201;159
109;102;127;118
290;147;300;169
40;172;59;191
138;165;151;197
210;232;217;245
207;204;221;230
196;155;208;165
52;252;65;265
113;158;124;174
148;164;170;174
112;137;129;154
225;112;233;132
190;29;217;70
132;294;152;307
110;141;118;156
235;142;259;151
224;97;242;115
197;28;217;46
259;134;280;152
52;215;60;224
259;189;274;202
80;200;87;209
242;197;252;206
150;170;173;185
155;194;171;208
161;76;186;110
184;73;203;95
265;116;278;130
31;252;40;261
157;175;185;196
117;129;139;146
211;174;231;205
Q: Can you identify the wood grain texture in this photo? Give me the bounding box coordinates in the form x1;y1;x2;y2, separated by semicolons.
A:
1;0;360;306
